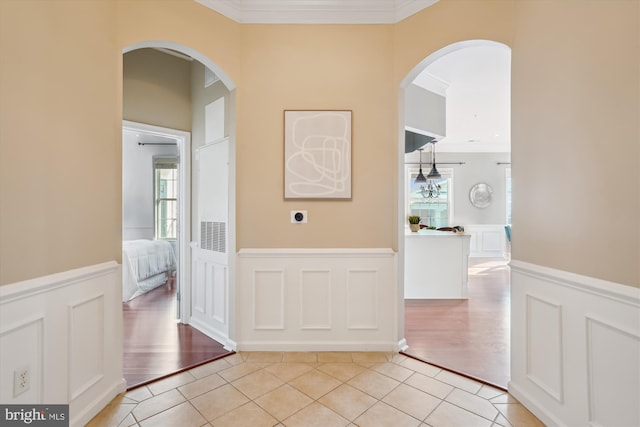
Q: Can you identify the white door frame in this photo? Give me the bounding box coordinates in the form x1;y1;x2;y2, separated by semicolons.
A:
122;120;192;323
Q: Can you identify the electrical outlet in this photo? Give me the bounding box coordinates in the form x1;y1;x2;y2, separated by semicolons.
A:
14;366;30;397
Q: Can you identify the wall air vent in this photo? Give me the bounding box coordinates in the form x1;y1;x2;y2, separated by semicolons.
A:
200;221;226;253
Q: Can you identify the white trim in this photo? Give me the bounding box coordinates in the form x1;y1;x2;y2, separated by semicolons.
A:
238;248;394;257
195;0;439;24
510;260;640;306
238;341;398;352
153;47;193;62
123;121;192;323
72;379;127;427
0;261;119;304
123;41;236;91
412;72;450;97
508;382;566;427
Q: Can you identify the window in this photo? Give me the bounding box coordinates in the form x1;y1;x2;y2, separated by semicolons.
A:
154;157;178;240
408;168;453;229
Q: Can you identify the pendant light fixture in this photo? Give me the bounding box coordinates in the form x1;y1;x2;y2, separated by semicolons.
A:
414;148;427;184
426;141;441;180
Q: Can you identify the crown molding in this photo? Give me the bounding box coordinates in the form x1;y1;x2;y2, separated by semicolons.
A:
412;71;450;96
195;0;439;24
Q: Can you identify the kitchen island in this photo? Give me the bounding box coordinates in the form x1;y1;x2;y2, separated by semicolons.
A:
404;229;471;299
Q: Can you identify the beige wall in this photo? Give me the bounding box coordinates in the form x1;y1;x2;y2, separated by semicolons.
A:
1;0;638;287
123;48;192;131
116;0;241;81
0;0;121;285
236;24;397;249
509;0;639;286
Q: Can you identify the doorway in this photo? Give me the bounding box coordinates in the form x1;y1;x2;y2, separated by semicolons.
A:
122;121;190;320
399;40;512;389
121;42;237;386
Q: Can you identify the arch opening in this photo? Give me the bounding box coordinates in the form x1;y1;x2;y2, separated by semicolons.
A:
121;41;237;387
397;39;512;388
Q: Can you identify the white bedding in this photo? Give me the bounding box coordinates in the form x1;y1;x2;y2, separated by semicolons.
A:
122;239;176;301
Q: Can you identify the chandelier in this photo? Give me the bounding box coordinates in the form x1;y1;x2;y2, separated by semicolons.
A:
420;181;441;199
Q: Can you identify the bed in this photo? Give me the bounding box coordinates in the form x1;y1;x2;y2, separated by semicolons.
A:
122;239;176;302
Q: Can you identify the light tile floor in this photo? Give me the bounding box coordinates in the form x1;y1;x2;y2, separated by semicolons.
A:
88;352;544;427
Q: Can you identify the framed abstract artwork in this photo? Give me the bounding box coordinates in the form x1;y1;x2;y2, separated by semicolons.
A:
284;110;352;199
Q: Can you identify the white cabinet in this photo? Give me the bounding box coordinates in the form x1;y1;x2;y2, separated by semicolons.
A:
404;230;471;299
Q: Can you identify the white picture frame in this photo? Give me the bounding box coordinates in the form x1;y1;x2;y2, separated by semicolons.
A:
284;110;352;199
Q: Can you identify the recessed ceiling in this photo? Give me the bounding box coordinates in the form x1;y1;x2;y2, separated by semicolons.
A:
195;0;439;24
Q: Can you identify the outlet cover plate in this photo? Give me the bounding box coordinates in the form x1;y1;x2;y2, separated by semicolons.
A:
14;366;30;397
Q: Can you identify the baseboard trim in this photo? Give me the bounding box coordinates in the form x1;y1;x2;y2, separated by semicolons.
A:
237;341;398;352
71;378;126;427
508;380;566;427
189;317;230;349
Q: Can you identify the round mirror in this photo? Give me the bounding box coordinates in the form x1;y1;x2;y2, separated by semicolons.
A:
469;183;493;208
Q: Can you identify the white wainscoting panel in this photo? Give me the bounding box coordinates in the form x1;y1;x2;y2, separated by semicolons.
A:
466;224;507;258
0;317;43;403
190;245;230;348
510;260;640;427
253;270;285;330
346;269;378;330
237;248;397;351
0;262;124;427
586;316;640;427
526;294;563;402
300;270;332;330
69;294;105;401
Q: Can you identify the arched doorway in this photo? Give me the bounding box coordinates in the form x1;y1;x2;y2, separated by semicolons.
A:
121;41;237;386
398;40;512;388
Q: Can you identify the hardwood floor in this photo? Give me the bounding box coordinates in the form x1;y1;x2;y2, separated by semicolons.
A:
123;258;509;390
123;280;231;389
403;257;510;389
